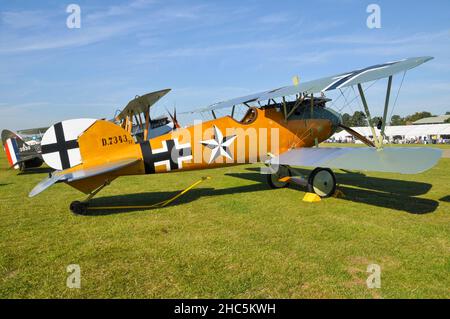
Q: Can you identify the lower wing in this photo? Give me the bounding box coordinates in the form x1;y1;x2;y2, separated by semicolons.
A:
272;147;442;174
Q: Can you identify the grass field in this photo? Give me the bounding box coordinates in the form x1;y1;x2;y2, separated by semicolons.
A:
0;144;449;298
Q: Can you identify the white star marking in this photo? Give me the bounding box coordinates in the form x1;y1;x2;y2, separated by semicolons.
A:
200;125;237;164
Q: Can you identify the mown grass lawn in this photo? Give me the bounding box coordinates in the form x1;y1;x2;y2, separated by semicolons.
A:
0;144;449;298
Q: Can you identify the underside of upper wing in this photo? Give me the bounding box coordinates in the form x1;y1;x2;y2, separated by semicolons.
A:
272;147;442;174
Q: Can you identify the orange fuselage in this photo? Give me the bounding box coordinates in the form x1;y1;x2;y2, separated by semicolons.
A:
68;108;337;194
140;108;334;173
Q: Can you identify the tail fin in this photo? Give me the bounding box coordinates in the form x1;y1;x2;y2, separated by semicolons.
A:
34;119;141;196
40;118;137;170
40;119;95;170
76;119;137;164
1;129;35;169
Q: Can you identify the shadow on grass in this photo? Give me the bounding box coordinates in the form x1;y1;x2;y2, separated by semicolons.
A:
439;195;450;203
245;167;432;196
0;183;11;187
17;167;53;175
234;168;437;215
87;182;268;216
85;167;437;215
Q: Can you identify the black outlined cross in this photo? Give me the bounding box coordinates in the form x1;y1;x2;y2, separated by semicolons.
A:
41;122;79;169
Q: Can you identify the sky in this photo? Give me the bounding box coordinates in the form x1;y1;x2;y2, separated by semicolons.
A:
0;0;449;130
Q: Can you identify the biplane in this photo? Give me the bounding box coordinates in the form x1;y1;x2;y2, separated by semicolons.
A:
113;89;175;141
29;56;442;214
1;127;47;171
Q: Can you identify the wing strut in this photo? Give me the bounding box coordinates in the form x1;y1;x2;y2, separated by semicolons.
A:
338;124;376;147
356;72;397;149
282;97;288;120
357;83;381;149
144;105;150;140
379;75;392;145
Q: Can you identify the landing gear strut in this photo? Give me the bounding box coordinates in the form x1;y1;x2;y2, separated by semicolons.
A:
69;177;211;215
267;165;292;188
266;165;336;198
69;180;110;215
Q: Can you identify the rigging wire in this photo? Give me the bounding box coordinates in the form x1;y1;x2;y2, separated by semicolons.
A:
337;87;354;114
346;79;380;113
388;71;407;123
351;85;364;113
328;88;345;110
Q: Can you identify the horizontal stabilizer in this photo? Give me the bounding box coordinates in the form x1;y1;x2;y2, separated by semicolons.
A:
29;158;139;197
273;147;442;174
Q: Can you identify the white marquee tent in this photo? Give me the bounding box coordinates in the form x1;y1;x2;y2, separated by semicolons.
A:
330;124;450;142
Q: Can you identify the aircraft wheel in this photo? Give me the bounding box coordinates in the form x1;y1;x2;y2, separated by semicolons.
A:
70;201;88;215
307;168;336;197
267;165;291;189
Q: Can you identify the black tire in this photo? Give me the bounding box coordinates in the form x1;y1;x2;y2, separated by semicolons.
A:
307;167;336;198
267;165;291;189
70;201;88;215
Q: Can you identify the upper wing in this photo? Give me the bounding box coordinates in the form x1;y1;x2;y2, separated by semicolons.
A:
16;127;49;136
272;147;441;174
116;89;171;121
184;56;432;114
28;158;139;197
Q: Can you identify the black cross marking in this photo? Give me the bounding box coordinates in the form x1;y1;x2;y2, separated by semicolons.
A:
41;122;79;170
325;61;397;91
140;139;191;174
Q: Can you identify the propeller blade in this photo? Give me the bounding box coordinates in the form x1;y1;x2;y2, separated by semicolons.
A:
166;106;181;129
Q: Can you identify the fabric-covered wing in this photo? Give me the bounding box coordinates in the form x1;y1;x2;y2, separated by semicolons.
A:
272;147;441;174
29;158;139;197
16;127;49;136
185;56;432;114
116;89;171;121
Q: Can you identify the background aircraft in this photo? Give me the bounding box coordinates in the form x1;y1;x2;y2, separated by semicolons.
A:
113;89;175;141
1;127;47;171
